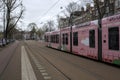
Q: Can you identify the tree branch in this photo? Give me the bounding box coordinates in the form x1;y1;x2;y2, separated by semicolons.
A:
7;9;23;33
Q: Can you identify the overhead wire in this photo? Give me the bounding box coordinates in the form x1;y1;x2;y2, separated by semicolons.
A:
38;0;84;24
50;0;82;18
36;0;61;22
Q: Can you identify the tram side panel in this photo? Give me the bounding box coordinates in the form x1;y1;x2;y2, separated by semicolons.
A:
72;28;79;54
102;14;120;65
77;21;98;60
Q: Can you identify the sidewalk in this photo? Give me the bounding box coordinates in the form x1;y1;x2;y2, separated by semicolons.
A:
0;41;19;78
0;42;15;51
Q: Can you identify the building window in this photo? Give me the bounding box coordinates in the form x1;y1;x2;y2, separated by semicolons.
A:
109;27;119;50
73;32;78;46
110;0;114;3
115;0;120;8
89;30;95;48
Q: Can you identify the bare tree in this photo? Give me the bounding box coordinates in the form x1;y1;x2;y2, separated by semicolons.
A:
57;2;81;28
2;0;24;41
93;0;108;60
93;0;108;28
27;23;38;40
56;15;61;29
36;28;44;40
7;19;15;38
0;0;3;12
47;20;55;32
42;23;49;32
27;23;38;31
42;20;55;33
65;2;81;17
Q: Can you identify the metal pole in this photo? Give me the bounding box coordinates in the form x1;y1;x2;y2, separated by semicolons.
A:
60;25;61;50
59;7;63;50
4;5;5;38
69;13;73;53
98;19;102;61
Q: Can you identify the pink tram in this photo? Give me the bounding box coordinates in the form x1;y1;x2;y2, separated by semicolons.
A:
44;14;120;66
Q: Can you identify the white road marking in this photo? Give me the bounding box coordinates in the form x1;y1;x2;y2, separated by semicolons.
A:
21;46;37;80
43;76;52;80
28;48;52;80
41;73;48;76
40;70;46;73
38;67;45;70
36;64;43;67
36;65;42;67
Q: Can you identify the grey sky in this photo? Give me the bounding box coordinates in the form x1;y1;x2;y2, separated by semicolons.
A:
22;0;84;29
0;0;92;31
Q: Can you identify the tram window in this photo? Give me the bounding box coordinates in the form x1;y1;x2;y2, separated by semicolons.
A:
51;35;52;43
109;27;119;50
62;34;65;44
50;35;52;42
89;30;95;48
44;36;46;42
45;36;46;42
47;36;48;42
55;35;56;43
53;35;55;43
50;35;52;43
65;33;68;45
52;35;53;43
53;35;54;43
55;35;57;43
62;33;68;45
54;35;56;43
56;35;59;43
73;32;78;46
46;36;48;42
54;35;55;43
58;35;59;43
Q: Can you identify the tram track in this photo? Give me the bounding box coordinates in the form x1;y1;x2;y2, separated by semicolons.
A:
34;43;104;80
24;41;71;80
24;41;120;80
25;41;104;80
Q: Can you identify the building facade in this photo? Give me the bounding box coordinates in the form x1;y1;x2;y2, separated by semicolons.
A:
73;0;120;25
59;0;120;27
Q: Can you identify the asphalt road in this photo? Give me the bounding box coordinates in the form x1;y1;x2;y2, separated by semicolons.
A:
0;40;120;80
24;40;120;80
